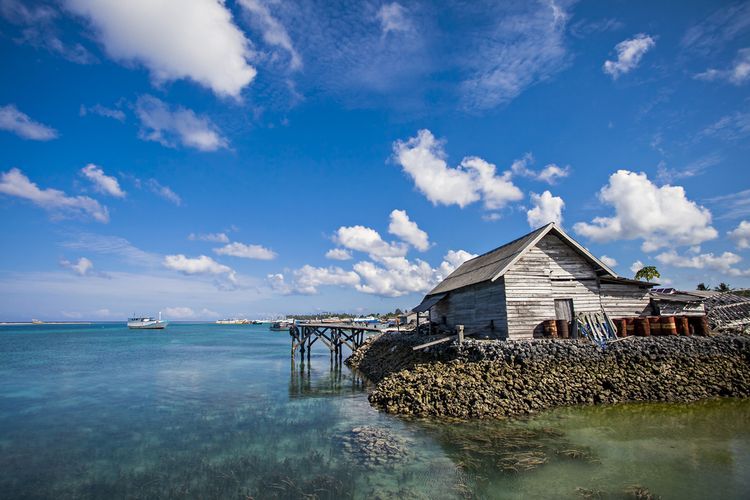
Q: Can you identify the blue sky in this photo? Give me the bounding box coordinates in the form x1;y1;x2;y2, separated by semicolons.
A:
1;0;749;321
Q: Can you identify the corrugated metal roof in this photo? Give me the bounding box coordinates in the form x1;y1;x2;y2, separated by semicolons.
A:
427;224;550;295
412;293;447;312
427;222;620;296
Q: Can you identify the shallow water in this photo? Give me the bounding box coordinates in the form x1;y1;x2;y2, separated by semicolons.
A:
0;323;748;499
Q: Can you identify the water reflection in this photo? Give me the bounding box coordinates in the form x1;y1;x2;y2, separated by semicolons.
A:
288;355;368;398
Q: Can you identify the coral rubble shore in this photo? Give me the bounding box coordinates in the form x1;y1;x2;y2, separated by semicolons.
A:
346;333;750;419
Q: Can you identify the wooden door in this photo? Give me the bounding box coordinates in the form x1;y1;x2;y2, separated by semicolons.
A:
554;299;574;321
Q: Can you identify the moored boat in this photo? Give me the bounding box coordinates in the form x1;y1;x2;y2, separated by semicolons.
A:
216;318;250;325
128;312;167;329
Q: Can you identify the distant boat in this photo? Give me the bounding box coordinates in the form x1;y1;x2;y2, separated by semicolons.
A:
216;318;249;325
128;312;167;329
269;320;293;331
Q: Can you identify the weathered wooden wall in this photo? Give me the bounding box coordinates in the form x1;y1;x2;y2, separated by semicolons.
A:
430;279;508;338
599;282;652;318
431;232;653;340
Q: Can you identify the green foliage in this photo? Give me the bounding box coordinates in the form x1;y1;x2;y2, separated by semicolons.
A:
634;265;660;282
696;283;708;291
714;282;731;292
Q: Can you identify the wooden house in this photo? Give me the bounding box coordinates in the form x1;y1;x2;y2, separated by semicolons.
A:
413;222;655;339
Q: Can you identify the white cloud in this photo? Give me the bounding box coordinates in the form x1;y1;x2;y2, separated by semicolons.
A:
163;254;236;284
80;164;125;198
573;170;717;251
527;190;564;228
482;213;502;222
388;209;430;251
656;250;742;273
268;265;360;295
214;242;276;260
701;110;750;141
64;0;256;98
353;258;435;297
0;168;109;222
79;104;126;121
695;48;750;85
729;221;750;249
135;95;228;151
0;104;58;140
656;154;721;183
600;255;618;268
0;0;95;64
334;224;407;260
437;249;477;279
393;129;523;210
377;2;412;36
325;248;352;261
630;260;644;275
238;0;301;70
510;154;570;184
163;306;219;319
60;257;94;276
603;33;655;79
460;0;572;110
146;178;182;206
62;233;160;267
189;232;229;243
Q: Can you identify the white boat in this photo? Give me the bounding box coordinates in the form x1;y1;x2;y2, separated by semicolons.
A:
128;312;167;329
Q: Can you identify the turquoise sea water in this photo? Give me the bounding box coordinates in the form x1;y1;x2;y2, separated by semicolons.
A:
0;323;748;499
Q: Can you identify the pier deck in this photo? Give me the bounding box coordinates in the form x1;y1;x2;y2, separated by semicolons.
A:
290;323;382;360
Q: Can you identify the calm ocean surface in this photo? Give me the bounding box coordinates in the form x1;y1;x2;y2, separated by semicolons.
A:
0;323;748;499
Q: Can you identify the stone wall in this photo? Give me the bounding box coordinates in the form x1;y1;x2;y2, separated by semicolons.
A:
347;333;750;419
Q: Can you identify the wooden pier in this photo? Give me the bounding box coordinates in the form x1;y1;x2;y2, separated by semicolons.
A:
289;323;381;360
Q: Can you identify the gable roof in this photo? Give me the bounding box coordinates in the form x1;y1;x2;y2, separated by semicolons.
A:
428;222;620;296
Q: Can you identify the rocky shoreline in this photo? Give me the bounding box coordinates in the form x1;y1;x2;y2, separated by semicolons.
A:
346;333;750;418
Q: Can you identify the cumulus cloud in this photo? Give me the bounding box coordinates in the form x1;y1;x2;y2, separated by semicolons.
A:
268;265;360;295
729;221;750;249
527;190;564;228
630;260;644;276
377;2;412;36
656;250;742;273
163;254;236;283
214;242;276;260
189;232;229;243
573;170;717;251
388;209;430;251
460;0;572;110
238;0;301;70
79;103;126;121
510;154;570;184
135;95;228;151
64;0;256;98
695;48;750;85
437;249;478;279
325;248;352;261
80;164;125;198
393;129;523;210
603;33;655;79
0;168;108;222
600;255;618;268
60;257;94;276
0;104;58;140
334;224;407;260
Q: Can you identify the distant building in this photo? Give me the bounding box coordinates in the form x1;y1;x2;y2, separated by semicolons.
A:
413;223;655;339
